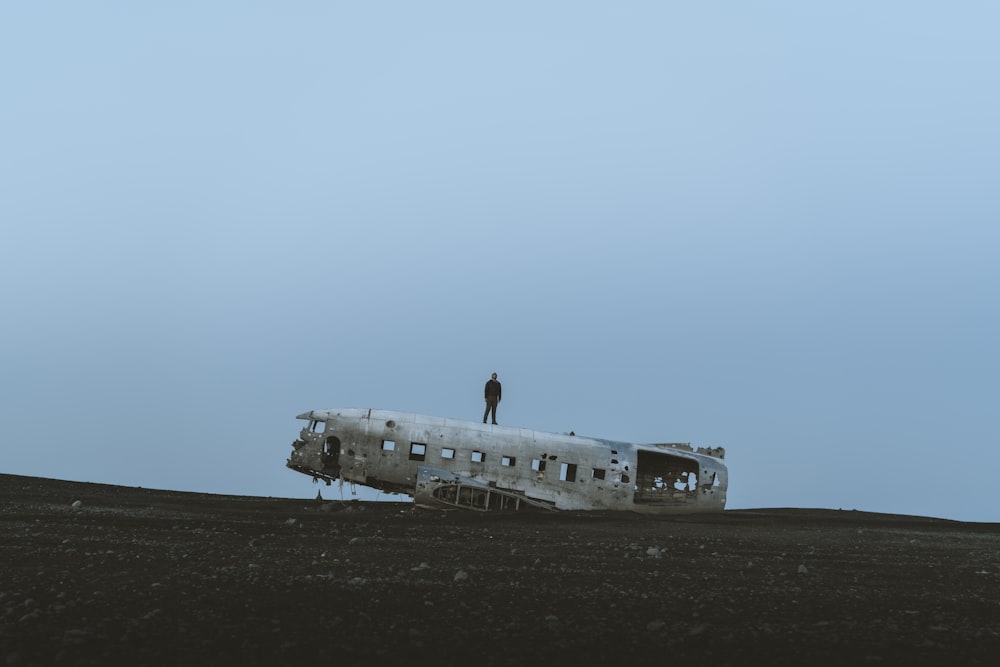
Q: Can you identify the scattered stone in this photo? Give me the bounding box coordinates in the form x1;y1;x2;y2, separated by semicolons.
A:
2;475;996;665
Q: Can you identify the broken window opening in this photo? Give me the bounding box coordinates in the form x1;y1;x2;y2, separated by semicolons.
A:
559;463;577;482
501;456;516;467
592;468;606;480
441;447;456;460
309;420;324;433
633;450;699;506
673;472;695;492
471;451;485;463
381;440;396;452
531;459;546;472
409;442;427;461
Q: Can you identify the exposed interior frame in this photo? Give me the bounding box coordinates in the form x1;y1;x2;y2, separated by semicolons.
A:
633;450;699;506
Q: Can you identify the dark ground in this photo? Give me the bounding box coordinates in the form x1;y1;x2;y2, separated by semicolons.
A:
1;473;998;666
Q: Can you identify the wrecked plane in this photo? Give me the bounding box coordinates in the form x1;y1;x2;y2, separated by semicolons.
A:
287;408;727;513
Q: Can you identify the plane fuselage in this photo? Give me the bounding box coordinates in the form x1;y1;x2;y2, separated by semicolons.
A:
286;408;727;513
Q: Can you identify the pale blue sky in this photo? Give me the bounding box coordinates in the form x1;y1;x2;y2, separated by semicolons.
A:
2;2;997;520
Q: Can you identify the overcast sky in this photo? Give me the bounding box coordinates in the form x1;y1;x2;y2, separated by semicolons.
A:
2;2;997;521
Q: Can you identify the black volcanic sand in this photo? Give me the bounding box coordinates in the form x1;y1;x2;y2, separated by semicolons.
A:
1;474;998;666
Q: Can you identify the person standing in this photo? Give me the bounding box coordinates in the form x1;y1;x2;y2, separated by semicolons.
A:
483;372;501;424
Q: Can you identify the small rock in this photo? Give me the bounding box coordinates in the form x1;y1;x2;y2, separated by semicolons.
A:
453;570;468;582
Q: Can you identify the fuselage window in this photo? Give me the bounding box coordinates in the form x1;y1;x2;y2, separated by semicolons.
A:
382;440;396;452
309;420;324;433
560;463;577;482
471;450;485;463
409;442;427;461
441;447;456;460
592;468;606;480
531;459;546;472
501;456;516;467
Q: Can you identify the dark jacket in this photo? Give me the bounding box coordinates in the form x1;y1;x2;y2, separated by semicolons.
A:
484;379;502;401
